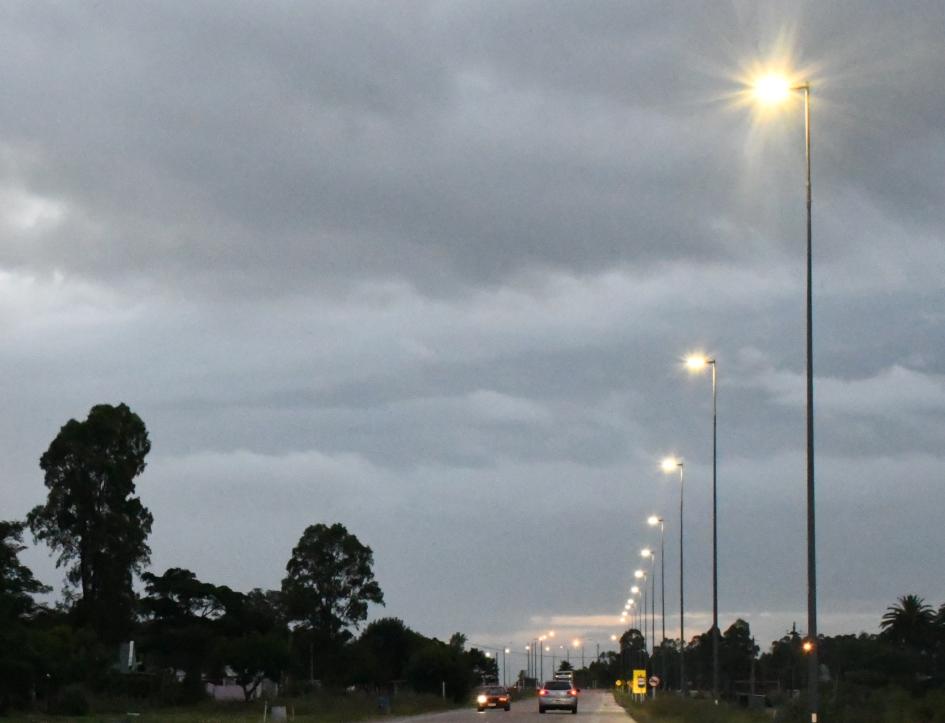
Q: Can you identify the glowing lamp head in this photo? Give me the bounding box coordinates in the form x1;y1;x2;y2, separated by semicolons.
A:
634;569;645;579
802;640;815;654
648;515;661;526
611;634;618;641
641;548;652;558
753;74;792;105
685;354;709;371
630;586;640;595
661;457;680;473
548;630;555;638
572;639;580;648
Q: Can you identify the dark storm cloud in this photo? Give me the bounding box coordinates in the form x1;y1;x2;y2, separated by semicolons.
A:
2;1;944;651
0;1;939;295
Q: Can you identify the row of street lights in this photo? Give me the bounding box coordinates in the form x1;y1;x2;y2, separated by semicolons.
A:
606;72;817;723
516;70;817;721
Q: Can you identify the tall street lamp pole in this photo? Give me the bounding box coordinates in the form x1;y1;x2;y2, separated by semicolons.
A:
648;516;666;646
648;515;666;683
634;569;648;655
686;354;719;703
662;457;685;695
802;82;818;723
641;549;656;664
751;74;817;722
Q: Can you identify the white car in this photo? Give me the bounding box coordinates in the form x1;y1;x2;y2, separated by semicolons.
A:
538;680;578;714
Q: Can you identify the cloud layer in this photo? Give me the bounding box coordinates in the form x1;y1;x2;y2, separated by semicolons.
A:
3;1;944;653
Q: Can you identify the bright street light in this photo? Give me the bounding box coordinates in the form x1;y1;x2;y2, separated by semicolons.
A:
748;69;817;723
634;569;644;579
685;352;720;703
661;456;679;473
752;74;792;104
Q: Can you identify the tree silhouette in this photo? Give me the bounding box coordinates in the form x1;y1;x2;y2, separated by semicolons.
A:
281;523;384;642
28;403;151;642
881;594;935;650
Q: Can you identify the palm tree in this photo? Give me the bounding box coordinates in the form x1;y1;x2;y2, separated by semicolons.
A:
880;594;935;650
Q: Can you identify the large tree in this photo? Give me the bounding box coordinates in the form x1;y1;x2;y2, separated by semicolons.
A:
351;617;426;685
27;403;152;642
281;522;384;642
139;567;237;698
0;521;52;712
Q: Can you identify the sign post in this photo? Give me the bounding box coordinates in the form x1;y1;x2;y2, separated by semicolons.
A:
649;676;660;699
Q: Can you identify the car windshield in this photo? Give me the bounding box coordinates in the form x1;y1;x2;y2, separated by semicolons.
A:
484;687;506;694
545;681;572;690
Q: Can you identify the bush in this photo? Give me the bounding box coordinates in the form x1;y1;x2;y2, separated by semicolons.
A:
49;684;91;716
617;691;770;722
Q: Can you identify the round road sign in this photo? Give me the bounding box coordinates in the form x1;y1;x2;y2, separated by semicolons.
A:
648;676;661;688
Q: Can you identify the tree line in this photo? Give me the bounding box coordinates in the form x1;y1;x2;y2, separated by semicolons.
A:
579;593;945;716
0;403;495;714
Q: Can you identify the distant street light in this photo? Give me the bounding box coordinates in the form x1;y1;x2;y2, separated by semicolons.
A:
635;569;648;655
642;548;656;669
572;639;584;669
648;515;666;649
662;456;685;694
749;71;818;723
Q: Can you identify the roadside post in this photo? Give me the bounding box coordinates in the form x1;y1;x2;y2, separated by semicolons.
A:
649;675;660;700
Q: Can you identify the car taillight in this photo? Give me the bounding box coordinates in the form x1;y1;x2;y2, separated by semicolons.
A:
568;689;578;696
539;689;548;696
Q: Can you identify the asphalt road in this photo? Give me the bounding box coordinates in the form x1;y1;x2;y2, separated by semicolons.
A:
374;690;634;722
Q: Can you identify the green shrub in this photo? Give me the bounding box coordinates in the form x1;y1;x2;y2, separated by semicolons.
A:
617;691;770;723
49;684;90;716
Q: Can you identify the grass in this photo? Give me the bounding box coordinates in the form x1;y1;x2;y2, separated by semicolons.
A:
615;691;772;723
4;691;461;722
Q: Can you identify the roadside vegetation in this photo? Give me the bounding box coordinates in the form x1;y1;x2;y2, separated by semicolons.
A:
4;404;945;720
0;404;496;718
4;691;457;722
616;693;769;723
618;689;945;723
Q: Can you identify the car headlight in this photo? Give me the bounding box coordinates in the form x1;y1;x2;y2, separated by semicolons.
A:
477;694;487;704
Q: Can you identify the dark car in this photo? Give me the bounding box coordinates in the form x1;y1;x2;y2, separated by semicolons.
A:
476;685;511;712
538;680;578;714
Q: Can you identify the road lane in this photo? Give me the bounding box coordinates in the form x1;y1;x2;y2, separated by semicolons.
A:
373;689;634;722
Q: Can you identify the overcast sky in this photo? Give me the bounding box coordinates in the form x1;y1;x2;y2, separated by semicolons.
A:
2;1;944;664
